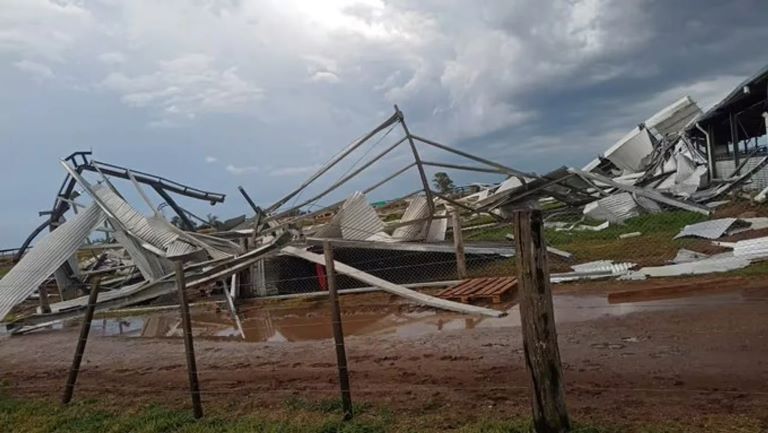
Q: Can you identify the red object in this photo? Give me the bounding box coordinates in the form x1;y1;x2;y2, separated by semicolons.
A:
316;263;328;290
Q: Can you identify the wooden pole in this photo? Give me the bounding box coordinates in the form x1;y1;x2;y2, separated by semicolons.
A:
174;260;203;419
512;209;570;433
323;241;353;420
61;279;100;404
451;209;467;279
38;285;51;314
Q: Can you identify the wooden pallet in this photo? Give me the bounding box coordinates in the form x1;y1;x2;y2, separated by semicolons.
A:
437;277;517;304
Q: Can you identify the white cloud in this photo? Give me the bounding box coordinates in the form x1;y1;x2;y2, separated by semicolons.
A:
310;71;340;83
226;164;259;175
99;51;126;65
0;0;93;61
205;156;218;163
13;59;54;79
100;53;263;123
269;164;321;176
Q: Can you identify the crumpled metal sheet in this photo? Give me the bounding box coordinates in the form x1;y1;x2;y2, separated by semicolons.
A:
602;127;655;173
315;192;388;241
95;188;202;259
0;201;105;321
646;96;702;139
571;260;636;275
392;196;430;241
673;218;741;240
629;256;750;278
583;192;639;224
730;236;768;259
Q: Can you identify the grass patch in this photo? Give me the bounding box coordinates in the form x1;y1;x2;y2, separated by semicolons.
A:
468;211;711;266
0;394;762;433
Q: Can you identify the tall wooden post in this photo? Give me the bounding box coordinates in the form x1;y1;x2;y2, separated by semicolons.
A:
38;285;51;314
512;209;570;433
323;241;353;420
62;279;100;404
451;209;467;279
174;260;203;419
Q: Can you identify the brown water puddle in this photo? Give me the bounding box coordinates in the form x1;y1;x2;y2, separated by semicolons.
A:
85;286;767;343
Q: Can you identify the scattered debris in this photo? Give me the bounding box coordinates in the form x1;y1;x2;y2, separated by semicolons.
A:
619;232;642;239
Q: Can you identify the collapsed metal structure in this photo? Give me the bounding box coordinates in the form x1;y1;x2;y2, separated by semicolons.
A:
3;64;768;334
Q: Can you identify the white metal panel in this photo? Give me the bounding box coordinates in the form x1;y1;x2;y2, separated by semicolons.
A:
583;192;639;223
646;96;702;139
674;218;739;239
315;192;387;241
602;128;655;173
0;202;105;321
426;210;448;242
392;196;430;241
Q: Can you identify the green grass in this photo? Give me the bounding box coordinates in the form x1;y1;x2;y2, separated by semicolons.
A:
0;394;762;433
468;211;711;267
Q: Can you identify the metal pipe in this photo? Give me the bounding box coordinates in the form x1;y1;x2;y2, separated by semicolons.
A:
422;161;509;174
271;136;407;219
323;241;353;420
412;134;535;179
61;279;101;404
266;112;400;213
174;261;203;419
238;186;260;214
395;106;435;239
695;122;714;181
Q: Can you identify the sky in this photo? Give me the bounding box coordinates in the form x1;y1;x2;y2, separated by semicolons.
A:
1;0;767;246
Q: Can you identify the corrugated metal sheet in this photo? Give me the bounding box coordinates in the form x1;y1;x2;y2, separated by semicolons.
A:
96;188;178;248
0;202;105;320
646;96;702;139
632;256;750;278
315;192;387;241
571;260;636;275
731;236;768;259
674;218;740;239
583;192;639;223
393;196;430;240
111;227;171;280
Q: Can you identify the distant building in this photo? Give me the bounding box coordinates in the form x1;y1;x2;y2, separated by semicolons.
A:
687;64;768;189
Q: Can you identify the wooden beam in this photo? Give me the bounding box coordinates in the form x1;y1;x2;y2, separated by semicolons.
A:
323;241;353;420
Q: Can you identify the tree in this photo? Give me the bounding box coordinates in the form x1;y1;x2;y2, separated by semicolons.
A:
432;172;455;194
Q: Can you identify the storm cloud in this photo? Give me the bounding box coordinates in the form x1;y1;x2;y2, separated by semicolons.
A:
1;0;766;245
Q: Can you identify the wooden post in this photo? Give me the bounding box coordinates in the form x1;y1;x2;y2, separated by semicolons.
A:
451;209;467;279
38;285;51;314
323;241;353;420
238;238;253;299
174;260;203;419
61;279;100;404
512;209;570;433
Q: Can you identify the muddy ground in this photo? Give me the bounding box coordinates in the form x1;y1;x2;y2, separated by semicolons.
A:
1;276;767;430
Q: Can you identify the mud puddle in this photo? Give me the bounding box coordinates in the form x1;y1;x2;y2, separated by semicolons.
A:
83;286;766;343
